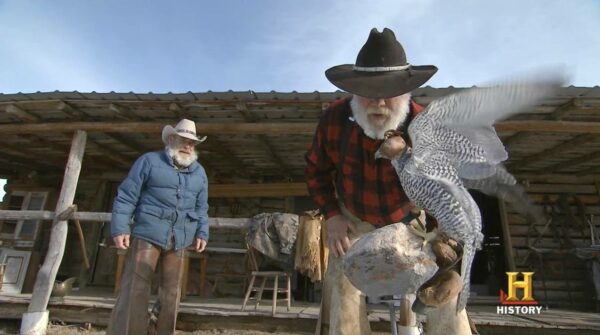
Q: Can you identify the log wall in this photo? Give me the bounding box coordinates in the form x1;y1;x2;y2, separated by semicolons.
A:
6;172;598;309
70;179;301;297
507;175;600;310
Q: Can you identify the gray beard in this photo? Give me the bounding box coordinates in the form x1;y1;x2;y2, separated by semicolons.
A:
166;146;198;168
350;93;411;140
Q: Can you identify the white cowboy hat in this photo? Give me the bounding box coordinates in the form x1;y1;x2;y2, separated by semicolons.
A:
161;119;207;145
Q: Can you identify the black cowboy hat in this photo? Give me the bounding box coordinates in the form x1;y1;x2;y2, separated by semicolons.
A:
325;28;438;99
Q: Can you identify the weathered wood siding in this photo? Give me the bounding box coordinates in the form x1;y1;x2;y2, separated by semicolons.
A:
508;177;599;310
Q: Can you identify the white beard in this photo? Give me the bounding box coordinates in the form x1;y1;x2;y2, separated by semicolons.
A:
166;146;198;168
350;93;411;140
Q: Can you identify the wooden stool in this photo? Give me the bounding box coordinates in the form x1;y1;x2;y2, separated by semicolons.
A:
241;244;292;316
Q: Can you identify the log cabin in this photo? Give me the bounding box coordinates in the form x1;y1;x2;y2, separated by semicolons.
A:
0;87;599;332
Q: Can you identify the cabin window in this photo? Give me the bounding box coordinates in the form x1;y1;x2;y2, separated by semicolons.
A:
0;191;48;245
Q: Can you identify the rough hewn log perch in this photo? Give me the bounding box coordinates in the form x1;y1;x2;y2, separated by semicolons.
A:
0;210;250;229
20;130;87;335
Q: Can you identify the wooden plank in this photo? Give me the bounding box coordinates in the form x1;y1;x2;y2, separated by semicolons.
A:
105;133;149;153
498;200;517;272
0;146;64;169
509;224;595;237
0;121;318;135
529;194;599;205
5;104;40;122
205;247;247;254
168;102;185;119
2;295;600;332
547;98;576;120
524;183;598;194
210;182;308;198
56;100;88;119
1;119;597;136
0;210;250;228
575;164;600;177
511;236;590;248
108;103;136;120
22;130;87;335
495;120;600;134
0;210;62;220
515;174;600;184
502;132;534;149
506;209;600;222
235;102;291;178
510;134;598;170
85;139;133;167
542;150;600;173
205;137;251;178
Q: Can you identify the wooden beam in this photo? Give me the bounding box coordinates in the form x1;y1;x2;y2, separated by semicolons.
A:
2;120;599;136
210;182;308;197
575;164;600;177
494;120;600;134
498;200;516;272
207;137;251;178
0;142;66;168
0;210;250;229
22;130;87;334
501;132;532;149
528;194;598;205
104;133;149;153
85;139;133;167
236;102;291;178
543;150;600;173
257;136;291;178
57;101;88;119
169;102;185;119
19;133;115;171
514;173;600;184
20;133;73;153
108;103;138;120
5;104;40;122
547;98;576;120
0;121;317;135
236;102;253;120
0;97;338;107
509;134;598;170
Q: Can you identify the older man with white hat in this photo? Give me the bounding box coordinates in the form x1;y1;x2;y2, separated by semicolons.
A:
107;119;209;335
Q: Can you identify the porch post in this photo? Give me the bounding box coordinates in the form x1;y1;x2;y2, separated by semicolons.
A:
20;130;87;335
498;199;517;272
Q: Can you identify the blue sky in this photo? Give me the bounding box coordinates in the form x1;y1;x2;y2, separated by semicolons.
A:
0;0;599;95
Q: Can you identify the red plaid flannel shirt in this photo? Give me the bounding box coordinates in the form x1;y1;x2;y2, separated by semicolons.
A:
305;97;424;227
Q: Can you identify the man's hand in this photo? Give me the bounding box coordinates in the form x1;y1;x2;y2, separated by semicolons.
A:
113;234;130;249
326;215;357;258
416;236;464;307
195;238;207;252
379;134;406;159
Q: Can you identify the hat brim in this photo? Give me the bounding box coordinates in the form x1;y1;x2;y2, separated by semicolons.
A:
162;125;207;145
325;64;438;99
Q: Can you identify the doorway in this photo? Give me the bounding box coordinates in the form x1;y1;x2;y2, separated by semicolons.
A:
469;190;507;298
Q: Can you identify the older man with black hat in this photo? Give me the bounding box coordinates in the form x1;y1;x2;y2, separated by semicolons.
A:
305;28;438;334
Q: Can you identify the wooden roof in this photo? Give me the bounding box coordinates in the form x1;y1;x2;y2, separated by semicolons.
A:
1;87;599;187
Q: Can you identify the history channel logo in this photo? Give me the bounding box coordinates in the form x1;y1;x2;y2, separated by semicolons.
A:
497;272;544;315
